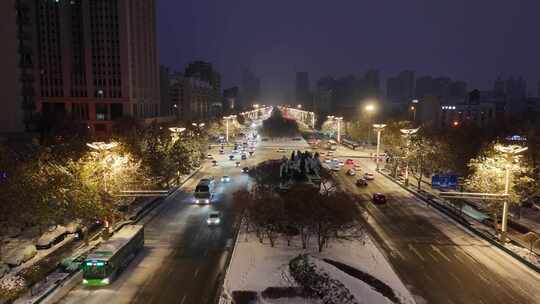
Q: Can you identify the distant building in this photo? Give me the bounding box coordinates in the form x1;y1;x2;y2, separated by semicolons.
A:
363;69;381;97
415;76;466;104
417;95;441;126
184;61;221;91
240;69;261;110
160;66;174;116
386;70;415;103
0;0;37;134
439;103;496;128
295;72;311;108
24;0;161;135
313;76;335;113
169;75;220;122
223;87;239;112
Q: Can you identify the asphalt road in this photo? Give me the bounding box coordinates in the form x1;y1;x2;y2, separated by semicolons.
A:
58;138;283;304
332;153;540;304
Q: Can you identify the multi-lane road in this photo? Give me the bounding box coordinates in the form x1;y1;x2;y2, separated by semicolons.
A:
58;134;540;304
59;139;282;304
330;148;540;304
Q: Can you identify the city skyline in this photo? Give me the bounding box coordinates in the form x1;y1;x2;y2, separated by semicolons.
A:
157;0;540;101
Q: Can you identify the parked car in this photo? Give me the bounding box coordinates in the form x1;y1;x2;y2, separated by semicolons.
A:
364;172;375;180
212;160;218;166
347;169;356;176
207;154;213;159
36;225;68;249
241;154;247;160
331;165;341;172
229;155;235;160
345;159;355;165
372;193;387;205
356;178;368;187
219;149;225;154
235;161;241;167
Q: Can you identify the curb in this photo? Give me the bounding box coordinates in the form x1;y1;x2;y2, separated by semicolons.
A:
378;170;540;274
215;218;243;304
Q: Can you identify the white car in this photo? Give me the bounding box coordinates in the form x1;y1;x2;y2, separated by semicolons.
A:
207;212;222;226
347;169;356;176
206;154;213;159
331;165;341;172
364;172;375;180
221;175;231;183
324;159;332;164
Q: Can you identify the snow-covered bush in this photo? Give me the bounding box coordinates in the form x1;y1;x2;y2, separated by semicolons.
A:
0;264;8;279
289;254;358;304
2;244;37;267
0;274;26;303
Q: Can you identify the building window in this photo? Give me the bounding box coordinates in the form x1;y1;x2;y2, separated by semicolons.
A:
96;103;108;120
110;103;123;120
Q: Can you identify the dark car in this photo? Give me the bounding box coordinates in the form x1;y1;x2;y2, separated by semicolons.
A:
241;167;249;173
372;193;387;205
356;178;368;187
212;160;218;166
241;154;247;160
229;155;235;160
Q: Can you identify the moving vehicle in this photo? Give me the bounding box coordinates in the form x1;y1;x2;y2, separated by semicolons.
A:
229;155;235;160
331;165;341;172
372;193;387;205
82;225;144;286
345;159;355;165
206;212;222;226
235;161;241;167
241;154;247;160
242;167;249;173
356;178;368;187
194;178;215;204
364;172;375;180
212;160;218;166
347;169;356;176
219;149;224;154
221;175;231;183
207;154;213;159
327;140;338;151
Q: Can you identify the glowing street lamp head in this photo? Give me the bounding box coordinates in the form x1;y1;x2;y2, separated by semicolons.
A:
373;124;387;130
86;141;118;151
297;104;302;109
327;115;335;119
495;144;528;155
168;127;186;133
412;99;419;104
365;104;375;112
400;128;420;136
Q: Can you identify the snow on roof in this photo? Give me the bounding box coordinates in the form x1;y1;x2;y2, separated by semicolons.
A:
87;225;143;261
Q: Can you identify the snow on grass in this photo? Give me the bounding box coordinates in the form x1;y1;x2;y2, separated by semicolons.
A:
225;231;415;304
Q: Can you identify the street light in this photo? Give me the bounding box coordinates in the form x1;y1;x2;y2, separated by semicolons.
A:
410;106;416;122
494;144;528;242
327;116;343;143
364;104;375;145
169;127;186;142
373;124;387;171
224;115;237;142
297;104;302;109
400;128;420;186
86;141;118;151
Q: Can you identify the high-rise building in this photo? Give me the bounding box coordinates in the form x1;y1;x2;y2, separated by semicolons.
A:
184;61;221;91
448;81;467;100
160;66;174;116
295;72;311;107
240;68;261;110
0;0;37;134
505;77;527;101
169;74;219;122
537;82;540;97
386;70;415;103
29;0;161;135
363;69;380;96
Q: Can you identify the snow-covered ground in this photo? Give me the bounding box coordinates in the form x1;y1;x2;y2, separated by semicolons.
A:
224;230;415;304
258;137;310;150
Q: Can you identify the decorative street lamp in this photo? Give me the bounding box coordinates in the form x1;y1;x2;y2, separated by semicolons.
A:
364;104;376;145
494;144;528;242
400;128;420;186
169;127;186;142
86;141;118;151
327;116;343;143
373;124;387;171
223;115;237;142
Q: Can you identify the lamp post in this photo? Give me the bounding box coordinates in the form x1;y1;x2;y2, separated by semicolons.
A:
411;99;419;122
168;127;186;143
373;124;387;171
224;115;236;142
327;116;343;143
495;144;528;242
400;128;420;186
364;104;375;145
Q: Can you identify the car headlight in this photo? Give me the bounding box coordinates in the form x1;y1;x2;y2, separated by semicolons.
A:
83;279;88;284
101;278;110;284
215;218;220;223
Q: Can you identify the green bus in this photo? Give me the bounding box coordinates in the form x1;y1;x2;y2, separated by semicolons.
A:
82;224;144;286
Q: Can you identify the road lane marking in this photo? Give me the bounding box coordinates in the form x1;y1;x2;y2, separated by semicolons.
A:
194;267;200;278
408;244;425;261
430;245;451;262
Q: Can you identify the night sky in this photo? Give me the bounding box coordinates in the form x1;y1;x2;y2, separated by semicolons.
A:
157;0;540;101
